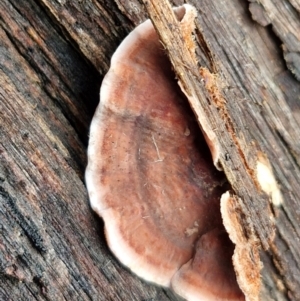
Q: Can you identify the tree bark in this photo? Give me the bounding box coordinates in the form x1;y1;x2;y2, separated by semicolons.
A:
0;0;299;300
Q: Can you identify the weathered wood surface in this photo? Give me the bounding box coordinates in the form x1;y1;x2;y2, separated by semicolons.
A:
0;0;299;301
142;1;300;301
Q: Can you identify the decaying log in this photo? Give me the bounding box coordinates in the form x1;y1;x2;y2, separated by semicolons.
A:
0;0;299;300
141;1;300;300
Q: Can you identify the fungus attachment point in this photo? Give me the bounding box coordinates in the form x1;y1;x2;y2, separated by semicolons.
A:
86;4;244;301
221;192;261;301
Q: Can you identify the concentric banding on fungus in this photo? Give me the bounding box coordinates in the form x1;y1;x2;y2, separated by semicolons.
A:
86;4;244;301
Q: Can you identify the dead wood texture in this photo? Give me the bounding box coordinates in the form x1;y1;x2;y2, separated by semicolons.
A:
142;1;300;301
0;0;299;301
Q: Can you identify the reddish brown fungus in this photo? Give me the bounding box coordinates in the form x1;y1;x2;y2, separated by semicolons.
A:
172;229;243;301
86;4;244;301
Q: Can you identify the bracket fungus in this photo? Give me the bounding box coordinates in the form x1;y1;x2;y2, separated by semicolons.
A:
86;5;244;301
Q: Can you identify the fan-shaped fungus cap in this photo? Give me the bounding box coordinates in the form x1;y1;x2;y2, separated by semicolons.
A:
86;4;244;300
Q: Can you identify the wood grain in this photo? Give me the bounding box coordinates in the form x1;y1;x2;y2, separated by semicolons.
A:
0;0;299;300
142;0;300;300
